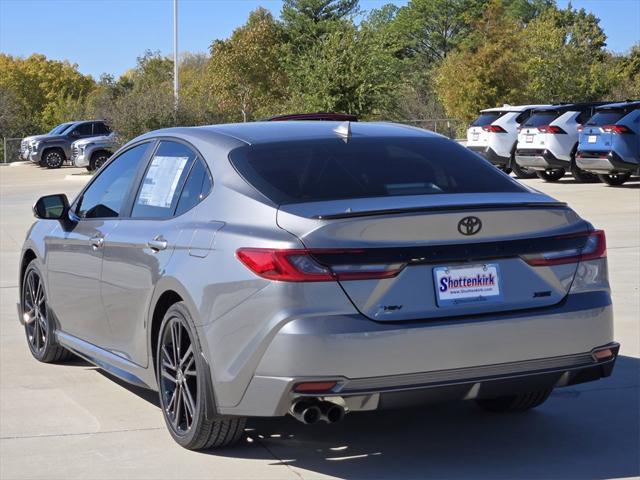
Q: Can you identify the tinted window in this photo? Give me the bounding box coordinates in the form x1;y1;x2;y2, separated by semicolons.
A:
522;111;561;127
514;110;532;124
77;143;149;218
586;110;626;126
73;123;93;136
229;137;525;205
471;112;505;126
131;141;196;219
175;158;212;216
49;123;73;135
93;122;111;135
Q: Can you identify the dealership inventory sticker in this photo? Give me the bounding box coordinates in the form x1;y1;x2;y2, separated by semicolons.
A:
433;264;502;307
138;156;188;208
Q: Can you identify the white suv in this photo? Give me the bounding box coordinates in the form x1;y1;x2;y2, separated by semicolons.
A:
466;105;550;178
514;103;612;182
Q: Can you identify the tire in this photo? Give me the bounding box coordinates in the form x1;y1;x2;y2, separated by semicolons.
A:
536;169;565;182
510;158;537;179
89;151;110;171
570;159;599;183
499;166;512;175
475;388;553;413
598;173;631;186
21;262;74;363
42;149;65;169
156;302;246;450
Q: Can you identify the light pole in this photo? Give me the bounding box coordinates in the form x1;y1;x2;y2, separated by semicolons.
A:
173;0;179;114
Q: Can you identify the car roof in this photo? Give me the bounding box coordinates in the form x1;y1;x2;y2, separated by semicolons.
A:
157;121;442;146
264;112;358;122
595;100;640;110
480;104;551;113
530;102;616;113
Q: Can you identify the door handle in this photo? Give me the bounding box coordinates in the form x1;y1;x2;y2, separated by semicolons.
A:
90;235;104;250
148;236;168;252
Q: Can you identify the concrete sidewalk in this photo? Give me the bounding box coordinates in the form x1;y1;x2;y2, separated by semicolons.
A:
1;164;638;479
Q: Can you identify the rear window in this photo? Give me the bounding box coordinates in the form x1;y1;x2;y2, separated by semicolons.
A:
522;111;561;127
586;110;626;126
229;137;525;205
471;112;505;126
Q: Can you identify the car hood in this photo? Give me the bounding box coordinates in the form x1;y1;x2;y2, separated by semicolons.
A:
38;134;68;143
23;134;49;144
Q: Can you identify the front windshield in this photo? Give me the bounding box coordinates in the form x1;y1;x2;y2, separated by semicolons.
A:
48;123;74;135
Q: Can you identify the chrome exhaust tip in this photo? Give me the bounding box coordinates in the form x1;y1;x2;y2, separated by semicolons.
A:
290;401;322;425
321;402;345;424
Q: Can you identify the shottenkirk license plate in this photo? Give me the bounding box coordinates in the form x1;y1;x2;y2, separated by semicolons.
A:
525;134;534;143
588;135;598;143
472;133;479;141
433;264;502;307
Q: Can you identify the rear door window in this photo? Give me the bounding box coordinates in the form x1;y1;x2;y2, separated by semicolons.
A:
470;112;505;126
131;141;196;219
73;123;93;137
93;122;111;135
586;110;627;126
522;111;561;127
229;137;525;205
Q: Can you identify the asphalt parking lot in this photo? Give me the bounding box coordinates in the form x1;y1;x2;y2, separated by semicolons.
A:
0;164;638;480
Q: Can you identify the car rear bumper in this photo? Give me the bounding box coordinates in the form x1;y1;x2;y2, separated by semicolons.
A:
515;149;569;170
468;146;510;166
576;151;640;175
220;291;615;416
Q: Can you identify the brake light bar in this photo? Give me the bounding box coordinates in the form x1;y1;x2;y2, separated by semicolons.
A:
482;125;507;133
524;230;606;266
537;125;567;134
602;125;633;134
236;248;405;282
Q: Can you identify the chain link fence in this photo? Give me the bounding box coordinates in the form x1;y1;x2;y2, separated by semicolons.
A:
1;138;24;164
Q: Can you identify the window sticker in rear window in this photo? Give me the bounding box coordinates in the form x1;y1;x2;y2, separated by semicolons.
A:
137;156;189;208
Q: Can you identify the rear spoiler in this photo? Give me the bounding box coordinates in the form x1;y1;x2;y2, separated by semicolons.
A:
313;202;568;220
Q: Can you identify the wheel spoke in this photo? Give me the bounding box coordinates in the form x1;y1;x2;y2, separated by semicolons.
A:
172;385;182;429
170;322;178;366
179;344;192;367
161;369;177;384
166;387;177;412
182;382;196;422
161;345;175;370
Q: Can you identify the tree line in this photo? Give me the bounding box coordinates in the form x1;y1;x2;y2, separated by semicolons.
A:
1;0;639;144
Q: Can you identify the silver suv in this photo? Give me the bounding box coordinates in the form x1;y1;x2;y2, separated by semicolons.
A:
28;120;111;168
20;121;618;450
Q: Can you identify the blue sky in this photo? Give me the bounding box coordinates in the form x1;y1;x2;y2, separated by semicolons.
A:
1;0;638;80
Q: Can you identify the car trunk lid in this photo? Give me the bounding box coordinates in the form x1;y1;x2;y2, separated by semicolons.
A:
277;193;589;322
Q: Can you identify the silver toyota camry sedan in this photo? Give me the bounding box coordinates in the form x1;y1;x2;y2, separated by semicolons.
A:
19;121;618;450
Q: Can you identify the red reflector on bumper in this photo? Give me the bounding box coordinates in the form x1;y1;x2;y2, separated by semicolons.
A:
293;381;337;393
592;348;614;361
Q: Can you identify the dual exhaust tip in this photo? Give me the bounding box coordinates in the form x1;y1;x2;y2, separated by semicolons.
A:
290;400;345;425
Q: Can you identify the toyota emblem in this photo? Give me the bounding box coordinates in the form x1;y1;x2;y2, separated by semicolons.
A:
458;216;482;236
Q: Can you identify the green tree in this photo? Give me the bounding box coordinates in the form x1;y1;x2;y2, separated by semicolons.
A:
208;8;287;122
287;21;403;117
282;0;359;43
0;53;95;132
521;6;611;102
433;1;527;123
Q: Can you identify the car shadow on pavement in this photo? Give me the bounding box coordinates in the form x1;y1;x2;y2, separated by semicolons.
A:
210;355;639;480
86;354;639;479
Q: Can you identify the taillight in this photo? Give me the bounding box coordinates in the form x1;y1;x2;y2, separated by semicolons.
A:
524;230;606;266
236;248;405;282
537;125;567;134
482;125;507;133
602;125;633;134
577;125;584;132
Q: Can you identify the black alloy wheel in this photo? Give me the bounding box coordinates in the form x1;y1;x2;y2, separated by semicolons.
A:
21;263;72;362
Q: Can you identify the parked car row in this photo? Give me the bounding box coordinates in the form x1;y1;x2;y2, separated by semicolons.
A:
20;119;117;171
467;101;639;186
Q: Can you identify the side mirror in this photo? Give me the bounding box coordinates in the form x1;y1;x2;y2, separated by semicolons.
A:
33;194;69;220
